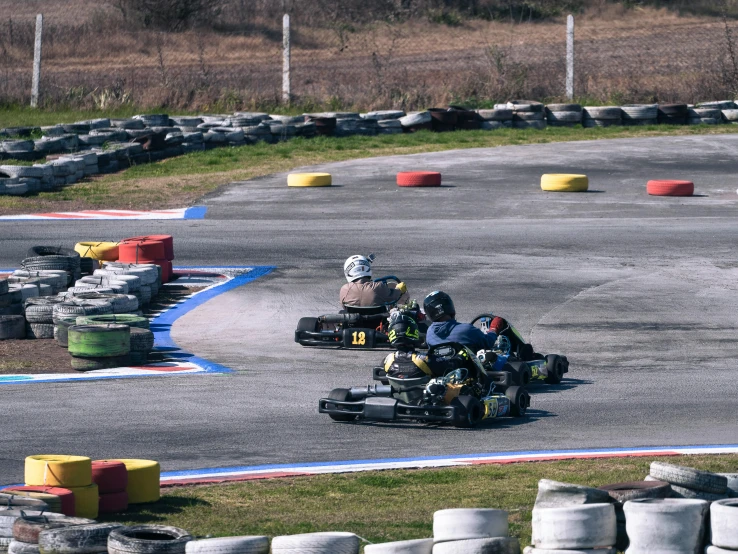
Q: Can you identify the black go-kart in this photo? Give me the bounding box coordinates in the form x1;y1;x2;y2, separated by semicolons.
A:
295;276;426;349
318;342;530;428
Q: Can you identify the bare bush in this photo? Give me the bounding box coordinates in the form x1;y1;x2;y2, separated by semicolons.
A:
111;0;226;31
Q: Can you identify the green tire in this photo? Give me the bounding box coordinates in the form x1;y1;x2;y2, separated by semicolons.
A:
71;354;131;371
75;314;149;329
68;324;130;358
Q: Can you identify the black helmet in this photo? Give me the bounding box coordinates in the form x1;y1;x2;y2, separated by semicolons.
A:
423;290;455;322
388;315;420;347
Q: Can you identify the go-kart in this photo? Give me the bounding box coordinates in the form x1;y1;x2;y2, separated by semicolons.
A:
295;276;426;349
370;313;569;386
318;342;530;427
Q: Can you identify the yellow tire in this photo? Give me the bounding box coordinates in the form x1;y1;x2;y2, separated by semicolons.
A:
540;174;589;192
74;242;119;261
25;455;92;488
66;483;99;518
287;173;332;187
116;459;160;504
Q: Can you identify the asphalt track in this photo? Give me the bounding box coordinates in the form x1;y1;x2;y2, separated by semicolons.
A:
2;133;738;484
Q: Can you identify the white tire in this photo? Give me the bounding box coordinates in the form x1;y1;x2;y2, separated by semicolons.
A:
523;548;615;554
399;112;431;127
184;536;268;554
432;537;519;554
710;499;738;549
650;462;727;494
718;474;738;496
535;480;611;508
365;538;433;554
433;509;508;543
532;504;616;550
270;532;359;554
706;546;734;554
623;498;708;554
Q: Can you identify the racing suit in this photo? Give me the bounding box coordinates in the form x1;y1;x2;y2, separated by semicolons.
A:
340;277;409;307
426;319;497;353
383;349;433;379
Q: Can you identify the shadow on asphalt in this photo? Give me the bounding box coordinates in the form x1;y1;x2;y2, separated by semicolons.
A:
526;377;592;394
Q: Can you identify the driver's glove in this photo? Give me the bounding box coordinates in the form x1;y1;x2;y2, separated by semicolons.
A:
396;282;407;294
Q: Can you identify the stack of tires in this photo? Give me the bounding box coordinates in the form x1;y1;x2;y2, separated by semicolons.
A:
432;509;518;553
0;278;25;339
582;106;622;127
658;104;689;125
92;461;129;514
24;297;67;339
9;514;97;554
118;235;174;284
476;109;513;130
621;104;658;126
24;456;99;518
0;491;53;511
527;479;616;554
499;101;546;130
21;247;81;287
2;485;77;515
67;323;130;371
707;499;738;553
648;461;731;501
688;107;722;125
116;459;161;505
271;532;359;554
9;270;66;294
94;264;159;306
545;104;582;127
623;498;709;554
74;242;119;263
76;315;153;365
110;525;191;554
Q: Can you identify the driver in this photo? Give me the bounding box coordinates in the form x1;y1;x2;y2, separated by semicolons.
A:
340;254;409;307
423;290;498;352
382;315;433;379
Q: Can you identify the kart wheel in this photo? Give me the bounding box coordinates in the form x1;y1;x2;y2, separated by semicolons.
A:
326;388;357;422
545;354;565;384
506;386;529;417
517;342;535;361
507;361;531;386
452;395;483;428
297;317;319;332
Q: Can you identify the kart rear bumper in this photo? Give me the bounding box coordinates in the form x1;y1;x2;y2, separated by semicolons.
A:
318;396;458;423
295;327;389;348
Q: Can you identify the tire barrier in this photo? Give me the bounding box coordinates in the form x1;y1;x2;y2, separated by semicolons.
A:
38;522;122;554
650;462;728;495
107;525;192;554
433;538;519;553
0;512;50;536
67;325;130;359
184;536;269;554
118;241;166;265
115;459;161;504
8;540;40;554
25;456;92;489
0;493;49;510
646;179;695;197
70;355;131;371
122;236;174;261
3;486;77;516
531;504;616;550
719;474;738;497
12;515;95;543
271;532;359;554
75;314;149;330
0;315;26;340
287;173;332;187
540;174;589;193
61;484;99;519
396;171;442;187
91;461;129;514
710;499;738;550
433;509;508;543
73;243;119;262
535;479;612;508
623;498;709;554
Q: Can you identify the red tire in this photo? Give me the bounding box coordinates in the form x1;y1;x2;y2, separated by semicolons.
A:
3;485;76;516
92;460;128;494
118;240;166;262
397;171;442;187
646;180;694;196
98;491;128;514
123;235;174;261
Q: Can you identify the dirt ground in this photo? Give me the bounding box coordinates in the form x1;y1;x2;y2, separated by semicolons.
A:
0;284;205;375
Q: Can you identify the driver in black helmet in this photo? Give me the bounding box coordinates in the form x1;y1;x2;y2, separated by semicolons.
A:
382;315;434;379
423;290;497;352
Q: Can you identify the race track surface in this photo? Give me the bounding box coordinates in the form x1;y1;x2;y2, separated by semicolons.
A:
2;134;738;483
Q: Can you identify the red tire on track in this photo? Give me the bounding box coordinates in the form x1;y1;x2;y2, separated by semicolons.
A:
92;460;128;494
3;485;76;516
397;171;442;187
123;235;174;261
98;491;129;514
646;180;694;196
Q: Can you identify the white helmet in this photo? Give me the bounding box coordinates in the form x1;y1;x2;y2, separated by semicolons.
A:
344;254;372;282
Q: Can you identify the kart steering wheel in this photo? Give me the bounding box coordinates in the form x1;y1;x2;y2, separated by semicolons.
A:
470;313;497;334
374;275;401;285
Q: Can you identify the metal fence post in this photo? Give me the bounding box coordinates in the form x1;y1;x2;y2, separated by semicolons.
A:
566;14;574;101
282;14;291;103
31;13;43;108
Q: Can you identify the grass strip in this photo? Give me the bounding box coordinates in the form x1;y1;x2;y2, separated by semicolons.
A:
1;124;737;215
98;454;738;548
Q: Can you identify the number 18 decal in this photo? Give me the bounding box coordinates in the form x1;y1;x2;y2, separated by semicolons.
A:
352;331;366;346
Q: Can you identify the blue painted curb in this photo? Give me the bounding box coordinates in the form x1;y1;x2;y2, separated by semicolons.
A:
184;206;207;219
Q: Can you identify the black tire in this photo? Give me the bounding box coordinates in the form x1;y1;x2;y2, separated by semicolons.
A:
517;342;534;361
296;317;319;332
545;354;565;384
506;361;531;386
326;388;357;422
0;315;26;340
452;395;484;428
505;386;529;417
107;525;192;554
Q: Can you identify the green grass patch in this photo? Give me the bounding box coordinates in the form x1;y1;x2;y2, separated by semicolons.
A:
1;123;737;215
97;454;738;548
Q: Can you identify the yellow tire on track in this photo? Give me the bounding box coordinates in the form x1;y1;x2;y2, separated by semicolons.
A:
540;174;589;192
74;242;119;261
66;483;99;518
116;459;160;504
25;455;92;488
287;173;332;187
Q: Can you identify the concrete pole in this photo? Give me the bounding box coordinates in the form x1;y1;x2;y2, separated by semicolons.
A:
31;13;43;108
566;14;574;101
282;14;291;103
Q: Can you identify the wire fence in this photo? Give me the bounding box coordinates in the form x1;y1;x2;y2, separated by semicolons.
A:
1;0;737;111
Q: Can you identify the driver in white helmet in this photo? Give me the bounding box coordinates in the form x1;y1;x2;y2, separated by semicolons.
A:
339;254;409;307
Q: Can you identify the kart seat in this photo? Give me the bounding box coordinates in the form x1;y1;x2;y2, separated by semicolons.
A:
387;375;430;392
343;304;391;316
